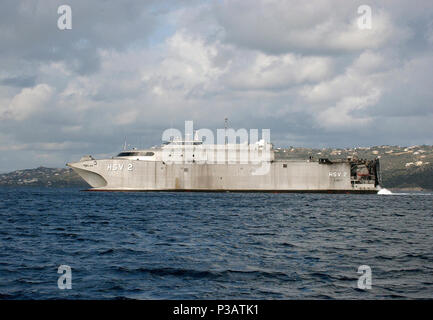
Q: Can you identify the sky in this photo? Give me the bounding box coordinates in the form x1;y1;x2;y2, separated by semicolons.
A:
1;0;433;172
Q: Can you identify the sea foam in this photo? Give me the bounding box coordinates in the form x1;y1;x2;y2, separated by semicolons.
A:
377;188;393;195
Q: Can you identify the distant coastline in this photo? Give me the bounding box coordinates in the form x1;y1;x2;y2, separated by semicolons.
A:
0;167;87;188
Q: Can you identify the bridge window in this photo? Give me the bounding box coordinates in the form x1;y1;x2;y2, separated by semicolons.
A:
117;152;140;156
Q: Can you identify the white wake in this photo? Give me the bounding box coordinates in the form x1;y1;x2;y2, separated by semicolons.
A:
377;187;433;196
377;188;392;195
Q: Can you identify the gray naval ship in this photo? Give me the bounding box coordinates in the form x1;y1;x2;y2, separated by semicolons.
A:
67;136;382;193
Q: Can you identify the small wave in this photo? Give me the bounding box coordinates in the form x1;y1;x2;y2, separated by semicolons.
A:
114;266;292;281
309;272;335;282
0;293;20;299
114;266;217;279
99;248;114;255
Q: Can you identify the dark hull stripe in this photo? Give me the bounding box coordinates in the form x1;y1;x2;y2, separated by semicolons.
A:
84;189;378;194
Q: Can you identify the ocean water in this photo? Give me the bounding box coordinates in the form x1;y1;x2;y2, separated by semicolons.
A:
0;187;432;299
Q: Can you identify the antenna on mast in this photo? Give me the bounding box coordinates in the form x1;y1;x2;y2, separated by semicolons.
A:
123;136;127;150
224;117;228;145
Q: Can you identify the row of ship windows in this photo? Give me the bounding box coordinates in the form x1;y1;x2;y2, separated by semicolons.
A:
174;166;289;172
117;152;155;157
117;154;289;169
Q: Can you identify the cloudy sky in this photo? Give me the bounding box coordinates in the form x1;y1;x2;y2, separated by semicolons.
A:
1;0;433;172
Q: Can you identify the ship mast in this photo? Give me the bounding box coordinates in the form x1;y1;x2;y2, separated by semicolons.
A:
224;117;228;145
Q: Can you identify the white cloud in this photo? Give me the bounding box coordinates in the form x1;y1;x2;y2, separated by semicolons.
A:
301;52;386;104
214;0;410;54
2;84;53;120
314;90;381;129
226;53;333;90
153;31;223;95
298;51;389;129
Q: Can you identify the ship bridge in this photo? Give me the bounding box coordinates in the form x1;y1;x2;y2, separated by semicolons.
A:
114;149;159;161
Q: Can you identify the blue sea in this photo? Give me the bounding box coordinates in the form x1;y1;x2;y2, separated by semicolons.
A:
0;187;432;299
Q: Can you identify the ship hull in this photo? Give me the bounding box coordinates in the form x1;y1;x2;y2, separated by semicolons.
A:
67;159;378;193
